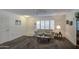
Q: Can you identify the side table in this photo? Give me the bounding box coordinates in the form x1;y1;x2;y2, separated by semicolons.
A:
54;32;62;39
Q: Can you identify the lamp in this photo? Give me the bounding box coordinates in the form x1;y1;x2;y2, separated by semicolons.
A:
56;25;61;30
56;25;61;33
56;25;62;38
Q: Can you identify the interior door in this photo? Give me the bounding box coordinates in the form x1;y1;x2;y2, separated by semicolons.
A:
0;15;9;44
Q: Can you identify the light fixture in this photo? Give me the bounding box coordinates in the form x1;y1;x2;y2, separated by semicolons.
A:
24;15;30;18
56;25;61;30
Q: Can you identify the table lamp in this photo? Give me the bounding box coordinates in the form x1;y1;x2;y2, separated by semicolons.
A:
56;25;61;33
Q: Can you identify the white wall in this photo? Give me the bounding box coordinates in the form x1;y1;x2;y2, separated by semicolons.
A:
9;15;27;40
0;11;13;44
0;10;27;44
25;17;36;36
65;12;76;45
0;10;38;44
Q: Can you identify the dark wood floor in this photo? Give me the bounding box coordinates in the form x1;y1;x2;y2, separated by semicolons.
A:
0;36;76;49
76;36;79;48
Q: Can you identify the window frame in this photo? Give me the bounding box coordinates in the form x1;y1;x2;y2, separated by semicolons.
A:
36;20;54;30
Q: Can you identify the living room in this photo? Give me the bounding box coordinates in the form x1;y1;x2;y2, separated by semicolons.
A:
0;9;77;49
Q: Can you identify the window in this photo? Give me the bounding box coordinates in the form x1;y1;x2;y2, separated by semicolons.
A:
50;20;54;29
45;20;50;29
36;20;40;29
41;20;44;29
36;20;54;30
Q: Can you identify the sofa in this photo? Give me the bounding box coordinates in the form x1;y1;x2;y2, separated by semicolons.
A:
34;29;54;39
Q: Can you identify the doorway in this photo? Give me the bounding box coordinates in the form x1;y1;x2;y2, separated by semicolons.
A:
76;19;79;45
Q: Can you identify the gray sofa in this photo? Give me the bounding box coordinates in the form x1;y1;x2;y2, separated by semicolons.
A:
34;29;54;39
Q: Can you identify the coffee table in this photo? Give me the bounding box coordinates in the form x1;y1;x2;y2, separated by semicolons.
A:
36;36;51;43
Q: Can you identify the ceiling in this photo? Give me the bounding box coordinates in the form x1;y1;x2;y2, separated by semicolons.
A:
2;9;74;16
